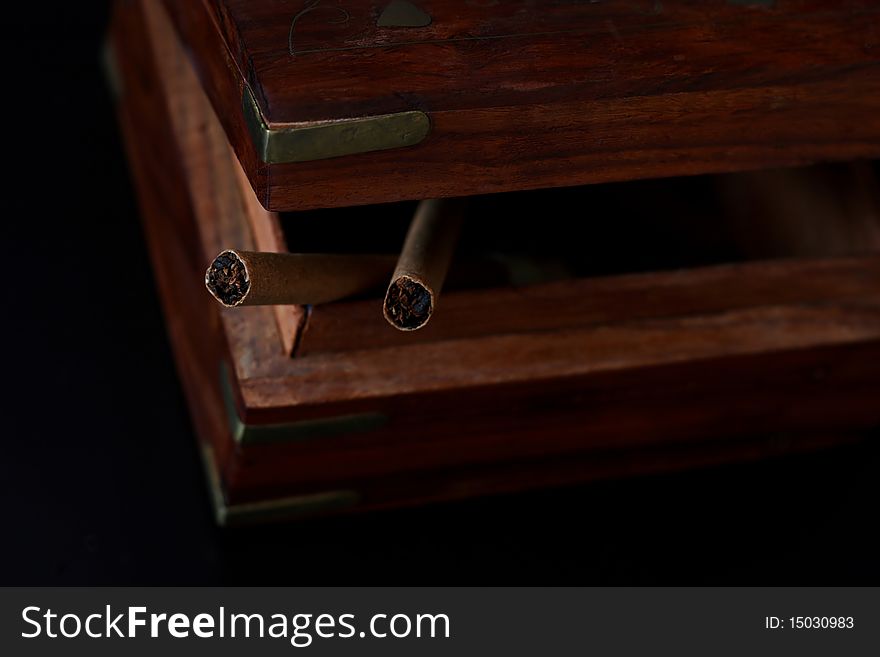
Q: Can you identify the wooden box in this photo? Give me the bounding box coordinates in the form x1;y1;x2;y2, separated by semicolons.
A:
108;0;880;524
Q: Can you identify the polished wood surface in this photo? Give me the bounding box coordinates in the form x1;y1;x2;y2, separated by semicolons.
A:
299;256;880;355
112;0;880;518
164;0;880;210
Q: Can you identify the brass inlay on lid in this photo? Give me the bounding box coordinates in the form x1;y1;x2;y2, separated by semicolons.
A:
377;1;433;28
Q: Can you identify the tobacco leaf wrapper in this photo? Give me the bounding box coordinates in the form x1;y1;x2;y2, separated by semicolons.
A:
383;198;465;331
206;250;396;307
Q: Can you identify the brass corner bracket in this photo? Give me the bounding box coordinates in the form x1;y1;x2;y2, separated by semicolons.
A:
219;364;387;445
201;445;360;526
241;86;431;164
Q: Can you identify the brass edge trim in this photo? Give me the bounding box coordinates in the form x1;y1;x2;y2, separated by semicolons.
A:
201;444;230;526
241;86;431;164
220;364;388;445
102;40;123;101
200;445;360;527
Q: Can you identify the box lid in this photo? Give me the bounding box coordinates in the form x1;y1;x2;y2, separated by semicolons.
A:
164;0;880;211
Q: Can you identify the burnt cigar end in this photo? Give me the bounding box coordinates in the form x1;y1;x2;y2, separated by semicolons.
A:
206;250;250;307
384;276;434;330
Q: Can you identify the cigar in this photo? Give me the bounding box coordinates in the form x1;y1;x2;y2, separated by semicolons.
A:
205;250;396;307
383;198;465;331
717;163;880;258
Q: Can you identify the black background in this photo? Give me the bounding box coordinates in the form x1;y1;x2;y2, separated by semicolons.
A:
0;2;878;585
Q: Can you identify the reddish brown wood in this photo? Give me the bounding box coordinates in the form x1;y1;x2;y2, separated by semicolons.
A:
164;0;880;211
113;0;880;520
110;0;288;492
230;151;305;355
227;431;869;509
298;256;880;354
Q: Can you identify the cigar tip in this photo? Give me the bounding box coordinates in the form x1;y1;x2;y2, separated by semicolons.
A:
205;250;250;307
383;276;434;331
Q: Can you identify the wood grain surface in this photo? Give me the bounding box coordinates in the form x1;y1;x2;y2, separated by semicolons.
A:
114;0;880;516
164;0;880;210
